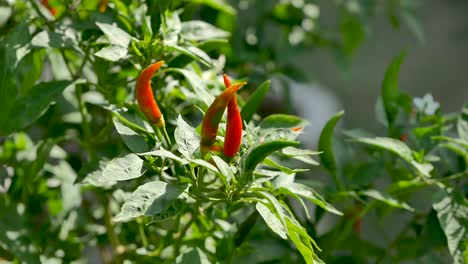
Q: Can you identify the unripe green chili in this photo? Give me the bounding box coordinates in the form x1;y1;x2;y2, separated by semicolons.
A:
223;74;243;158
200;81;247;154
135;61;165;128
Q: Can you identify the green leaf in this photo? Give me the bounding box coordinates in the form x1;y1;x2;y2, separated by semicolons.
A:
263;158;308;174
190;159;219;173
190;0;236;15
241;80;271;123
96;22;131;47
175;116;200;159
282;147;320;156
256;202;287;239
139;148;188;164
113;118;149;153
166;68;214;107
382;51;406;127
288;183;342;215
167;43;212;67
95;45;128;61
79;159;114;187
402;11;425;43
31;30;79;49
181;20;230;41
432;188;468;264
242;140;299;181
318;111;344;175
100;152;144;183
175;247;211;264
457;105;468;141
260;114;309;129
211;155;233;188
285;216;323;264
274;186;311;219
360;189;414;211
351;136;433;177
114;181;187;222
0;80;75;135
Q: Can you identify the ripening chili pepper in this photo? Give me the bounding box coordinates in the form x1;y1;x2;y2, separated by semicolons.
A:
223;74;243;158
99;0;108;13
292;127;304;132
399;133;408;142
40;0;57;16
200;81;247;154
135;61;165;127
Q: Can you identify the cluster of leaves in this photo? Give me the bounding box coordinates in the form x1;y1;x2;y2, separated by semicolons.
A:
314;52;467;263
0;0;466;264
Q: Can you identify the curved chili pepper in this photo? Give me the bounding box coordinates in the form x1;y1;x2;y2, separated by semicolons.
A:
200;81;247;153
223;74;243;158
135;61;165;127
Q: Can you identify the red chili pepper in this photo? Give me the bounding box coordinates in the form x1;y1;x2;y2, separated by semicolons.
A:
223;74;243;158
40;0;57;16
135;61;165;127
200;81;247;154
399;133;408;142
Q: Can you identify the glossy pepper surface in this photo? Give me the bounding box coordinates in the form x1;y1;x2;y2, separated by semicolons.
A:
200;82;247;153
135;61;165;127
223;74;243;157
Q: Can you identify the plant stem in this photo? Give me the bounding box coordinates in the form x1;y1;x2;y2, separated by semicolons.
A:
137;217;149;248
103;195;123;264
113;112;155;139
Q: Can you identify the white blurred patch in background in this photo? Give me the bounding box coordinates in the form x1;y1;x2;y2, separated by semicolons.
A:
271;76;342;148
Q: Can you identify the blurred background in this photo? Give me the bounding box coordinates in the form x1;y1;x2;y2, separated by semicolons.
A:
208;0;468;147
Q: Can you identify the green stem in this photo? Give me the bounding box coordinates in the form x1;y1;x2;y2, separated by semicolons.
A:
103;195;123;263
113;112;155;139
137;217;149;248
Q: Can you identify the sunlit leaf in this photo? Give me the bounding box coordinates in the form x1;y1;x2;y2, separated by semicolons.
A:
318;111;344;175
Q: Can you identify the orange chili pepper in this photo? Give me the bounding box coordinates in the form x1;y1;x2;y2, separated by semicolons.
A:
40;0;57;16
200;81;247;154
223;74;243;158
135;61;165;127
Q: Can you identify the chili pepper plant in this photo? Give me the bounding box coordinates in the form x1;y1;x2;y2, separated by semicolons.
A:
0;1;466;264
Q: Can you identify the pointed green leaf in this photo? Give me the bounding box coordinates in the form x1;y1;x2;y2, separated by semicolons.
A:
350;136;433;177
96;22;131;47
242;140;299;179
241;80;270;123
433;188;468;264
360;189;414;211
260;114;309;129
256;202;287;239
382;51;406;127
318;111;344;175
1;80;75;135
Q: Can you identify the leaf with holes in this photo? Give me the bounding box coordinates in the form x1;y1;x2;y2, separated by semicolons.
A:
114;181;187;222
